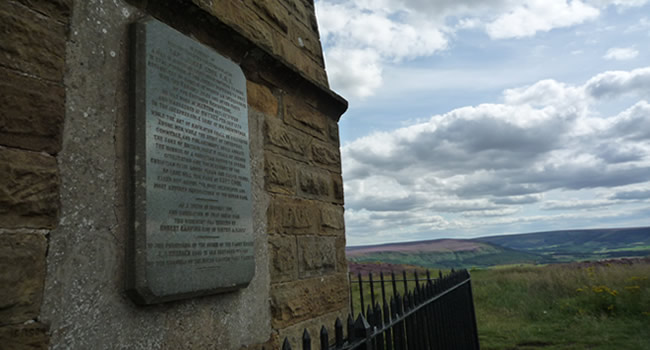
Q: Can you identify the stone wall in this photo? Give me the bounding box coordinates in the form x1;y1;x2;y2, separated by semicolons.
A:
1;0;348;349
0;0;70;348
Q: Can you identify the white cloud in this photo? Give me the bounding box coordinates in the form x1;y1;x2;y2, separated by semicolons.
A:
342;66;650;243
603;47;639;60
485;0;600;39
316;0;644;98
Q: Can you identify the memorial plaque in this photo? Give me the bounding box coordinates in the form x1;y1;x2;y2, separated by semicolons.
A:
128;18;254;304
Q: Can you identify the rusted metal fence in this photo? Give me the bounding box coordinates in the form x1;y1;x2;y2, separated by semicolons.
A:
278;269;480;350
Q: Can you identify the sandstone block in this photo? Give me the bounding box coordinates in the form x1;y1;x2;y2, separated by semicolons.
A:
320;204;344;233
0;147;59;228
311;141;340;169
328;121;340;146
193;0;274;52
0;66;65;153
335;236;348;273
298;169;330;199
264;117;310;158
247;80;278;116
268;196;318;235
264;152;296;195
271;273;349;329
284;95;328;141
252;0;290;34
0;1;66;82
0;322;49;350
0;232;47;326
269;234;298;283
331;173;344;204
297;236;336;278
16;0;72;23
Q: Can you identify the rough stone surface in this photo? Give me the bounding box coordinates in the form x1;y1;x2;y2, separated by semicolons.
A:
0;322;49;350
0;147;60;228
264;116;310;160
247;80;278;116
271;273;349;329
0;66;65;154
265;152;297;195
297;235;336;278
0;1;67;82
16;0;72;23
192;0;329;87
267;196;317;235
311;140;341;169
320;204;344;233
284;94;328;141
331;173;344;204
41;2;271;349
269;234;298;283
298;168;330;199
335;236;348;273
0;232;47;326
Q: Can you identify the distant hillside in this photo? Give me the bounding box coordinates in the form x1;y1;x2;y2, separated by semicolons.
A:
346;239;542;269
474;227;650;263
346;227;650;269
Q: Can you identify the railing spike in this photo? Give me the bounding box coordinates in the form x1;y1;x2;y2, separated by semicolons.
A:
320;326;329;350
335;317;344;347
282;337;292;350
302;329;311;350
347;314;354;342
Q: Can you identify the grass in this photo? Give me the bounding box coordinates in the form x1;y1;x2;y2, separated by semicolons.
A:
348;260;650;349
471;261;650;349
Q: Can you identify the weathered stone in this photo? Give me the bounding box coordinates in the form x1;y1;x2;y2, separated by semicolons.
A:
272;34;329;87
269;234;298;283
335;236;348;273
252;0;289;34
0;232;47;326
277;309;349;349
311;141;340;168
268;196;318;235
320;204;344;233
0;147;59;228
271;273;349;329
247;80;278;116
332;173;344;204
328;120;340;146
193;0;274;51
16;0;72;23
0;322;49;350
264;152;296;194
284;94;328;141
298;236;336;278
264;116;310;158
286;18;323;63
0;66;65;154
276;0;313;32
298;168;330;199
0;1;66;82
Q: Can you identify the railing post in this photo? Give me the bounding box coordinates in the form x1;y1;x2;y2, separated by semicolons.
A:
358;273;365;317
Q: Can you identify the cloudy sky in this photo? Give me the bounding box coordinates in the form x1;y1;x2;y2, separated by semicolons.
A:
314;0;650;246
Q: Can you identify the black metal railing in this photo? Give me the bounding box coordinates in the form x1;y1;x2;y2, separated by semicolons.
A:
278;269;480;350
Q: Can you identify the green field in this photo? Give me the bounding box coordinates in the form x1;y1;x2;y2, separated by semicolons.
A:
472;261;650;349
349;260;650;349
